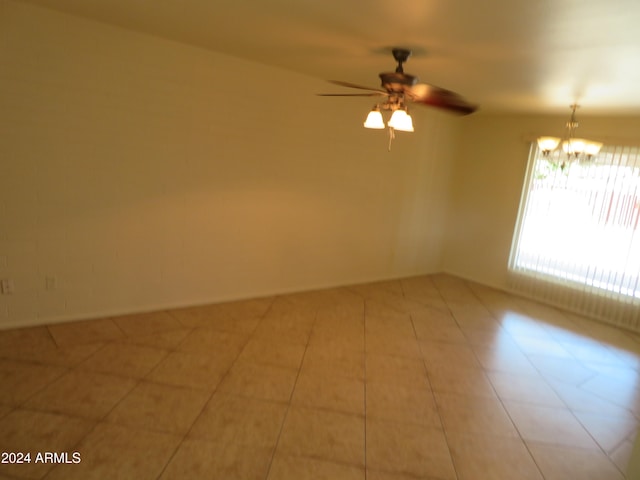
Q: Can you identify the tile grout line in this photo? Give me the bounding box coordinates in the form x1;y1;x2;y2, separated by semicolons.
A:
468;281;632;479
152;307;266;480
409;303;461;480
466;283;552;480
261;305;318;480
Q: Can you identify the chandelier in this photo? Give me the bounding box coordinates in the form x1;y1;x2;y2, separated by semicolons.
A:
537;104;602;168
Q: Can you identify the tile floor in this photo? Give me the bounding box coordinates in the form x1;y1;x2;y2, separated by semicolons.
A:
0;274;639;479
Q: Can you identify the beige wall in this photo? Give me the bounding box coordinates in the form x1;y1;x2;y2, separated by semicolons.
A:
443;113;640;291
0;0;459;328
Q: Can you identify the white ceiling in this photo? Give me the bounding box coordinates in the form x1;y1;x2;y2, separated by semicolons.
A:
14;0;640;115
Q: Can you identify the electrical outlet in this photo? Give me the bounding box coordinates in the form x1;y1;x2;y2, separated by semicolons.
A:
0;278;14;294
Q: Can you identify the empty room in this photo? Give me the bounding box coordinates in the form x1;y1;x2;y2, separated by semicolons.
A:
1;0;640;478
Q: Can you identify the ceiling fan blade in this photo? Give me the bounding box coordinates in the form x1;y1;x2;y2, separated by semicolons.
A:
406;83;478;115
327;80;387;93
317;93;387;97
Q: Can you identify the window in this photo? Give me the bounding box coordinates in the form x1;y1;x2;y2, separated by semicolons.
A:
509;143;640;326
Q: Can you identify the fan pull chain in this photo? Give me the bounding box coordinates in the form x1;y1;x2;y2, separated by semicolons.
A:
388;127;395;151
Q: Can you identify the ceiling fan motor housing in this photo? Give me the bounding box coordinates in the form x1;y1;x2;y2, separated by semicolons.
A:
379;72;418;92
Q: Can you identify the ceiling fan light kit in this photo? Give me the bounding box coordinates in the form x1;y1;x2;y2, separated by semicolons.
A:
319;48;477;149
537;104;603;167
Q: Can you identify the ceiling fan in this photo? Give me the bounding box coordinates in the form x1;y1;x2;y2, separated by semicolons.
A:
318;48;478;136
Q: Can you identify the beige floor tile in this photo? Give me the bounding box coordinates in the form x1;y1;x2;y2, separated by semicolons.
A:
369;293;431;314
350;280;404;299
364;298;407;317
366;469;445;480
189;392;288;448
560;338;630;367
449;305;499;331
548;380;636;417
268;454;365;480
25;370;137;419
472;342;539;375
463;327;516;348
118;327;192;349
217;296;274;318
409;306;458;328
278;406;365;466
447;431;544;480
1;274;640;479
365;353;430;388
314;308;364;327
46;423;181;480
528;443;626;480
300;345;364;380
146;350;234;390
573;411;638;453
276;289;343;313
414;321;468;344
609;436;635;473
263;302;316;324
420;341;481;370
410;307;466;342
0;409;94;479
0;341;104;367
176;327;248;356
265;297;317;317
366;419;456;479
173;297;271;327
315;304;365;325
365;313;416;339
366;333;422;358
580;373;640;412
217;361;298;402
309;329;365;354
300;287;363;311
160;438;272;480
252;318;314;346
487;371;565;407
292;370;365;414
106;381;209;434
312;317;365;343
170;304;231;328
0;325;57;352
236;336;306;369
366;381;441;428
511;334;573;358
503;401;601;449
0;359;67;406
78;342;168;378
499;312;554;338
48;318;124;347
111;310;183;337
427;364;498;398
0;405;12;419
204;314;262;335
435;392;519;437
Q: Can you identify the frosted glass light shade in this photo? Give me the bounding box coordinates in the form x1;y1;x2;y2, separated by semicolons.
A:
562;138;587;155
537;136;560;153
584;141;603;156
364;110;385;129
388;110;414;132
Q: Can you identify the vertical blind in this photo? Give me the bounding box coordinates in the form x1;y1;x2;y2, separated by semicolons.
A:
509;143;640;330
